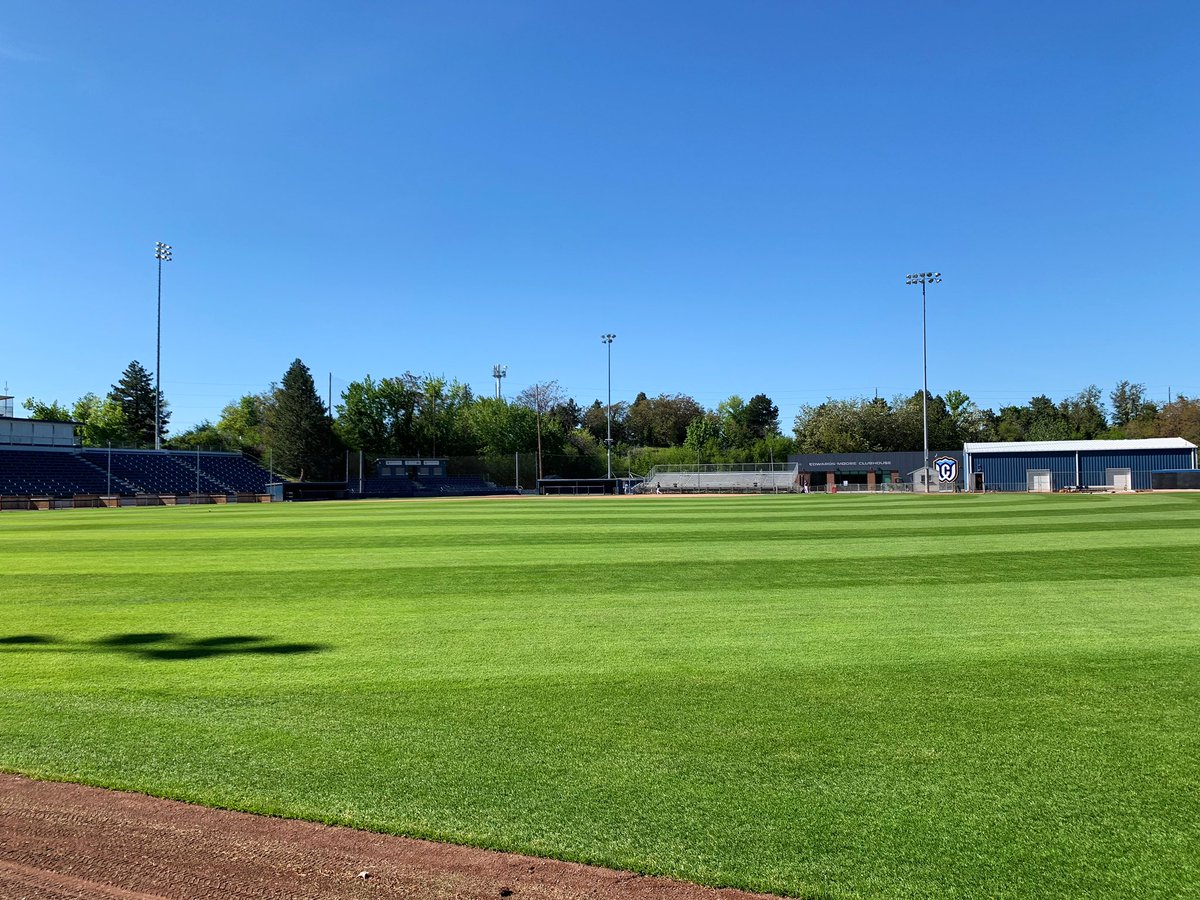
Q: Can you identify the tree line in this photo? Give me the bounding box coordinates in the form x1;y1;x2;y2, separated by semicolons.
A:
24;360;1199;480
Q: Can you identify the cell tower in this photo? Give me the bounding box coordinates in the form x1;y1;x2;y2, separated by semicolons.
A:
492;364;507;400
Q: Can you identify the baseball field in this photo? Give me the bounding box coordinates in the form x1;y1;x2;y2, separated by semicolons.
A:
1;493;1196;898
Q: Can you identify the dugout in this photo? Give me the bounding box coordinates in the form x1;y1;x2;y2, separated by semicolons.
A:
537;476;625;495
271;481;348;501
1151;469;1200;490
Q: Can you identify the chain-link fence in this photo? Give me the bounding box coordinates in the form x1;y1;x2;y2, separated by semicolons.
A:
344;451;610;495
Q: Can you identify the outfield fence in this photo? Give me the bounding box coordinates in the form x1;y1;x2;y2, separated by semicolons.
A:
1;493;271;512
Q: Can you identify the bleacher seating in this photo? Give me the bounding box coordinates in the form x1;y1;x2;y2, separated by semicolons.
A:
641;468;799;493
167;452;277;493
0;445;517;502
80;450;223;495
0;447;275;498
0;450;113;496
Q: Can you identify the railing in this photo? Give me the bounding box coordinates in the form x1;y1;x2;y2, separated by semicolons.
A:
646;462;798;476
809;482;914;493
966;482;1137;493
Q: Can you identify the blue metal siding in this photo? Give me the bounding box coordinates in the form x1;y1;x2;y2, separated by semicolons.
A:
973;452;1075;491
1080;449;1194;490
971;447;1194;491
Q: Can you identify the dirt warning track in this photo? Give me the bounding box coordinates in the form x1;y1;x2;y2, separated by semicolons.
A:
0;774;778;899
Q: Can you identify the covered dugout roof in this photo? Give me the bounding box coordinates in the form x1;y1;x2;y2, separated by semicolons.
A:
964;437;1197;454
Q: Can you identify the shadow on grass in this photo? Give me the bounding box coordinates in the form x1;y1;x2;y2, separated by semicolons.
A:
0;632;328;661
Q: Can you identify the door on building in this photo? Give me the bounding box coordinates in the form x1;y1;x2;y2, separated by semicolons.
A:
1028;470;1052;493
1107;468;1132;491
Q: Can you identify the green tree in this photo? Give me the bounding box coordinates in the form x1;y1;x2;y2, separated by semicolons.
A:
717;396;751;449
892;391;957;450
793;397;897;453
1059;385;1107;439
22;397;72;421
744;393;780;440
108;360;168;447
515;381;569;478
462;398;538;456
217;391;276;457
167;420;234;451
430;378;476;456
625;392;653;445
583;399;627;447
793;399;867;453
1109;381;1158;435
71;393;130;447
944;390;995;442
417;375;449;457
996;395;1074;442
683;412;722;460
335;374;420;455
549;398;583;434
625;393;703;446
273;359;340;480
1156;395;1200;446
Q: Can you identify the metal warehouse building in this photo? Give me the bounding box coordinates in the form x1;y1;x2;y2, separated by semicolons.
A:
963;438;1198;492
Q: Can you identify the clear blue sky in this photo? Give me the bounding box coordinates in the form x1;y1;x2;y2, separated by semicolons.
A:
3;1;1197;432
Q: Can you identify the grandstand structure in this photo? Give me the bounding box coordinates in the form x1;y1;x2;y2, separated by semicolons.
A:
641;463;800;493
0;401;516;509
0;399;276;508
0;446;276;504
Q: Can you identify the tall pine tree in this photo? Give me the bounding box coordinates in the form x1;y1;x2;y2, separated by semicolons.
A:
273;358;339;480
108;360;168;447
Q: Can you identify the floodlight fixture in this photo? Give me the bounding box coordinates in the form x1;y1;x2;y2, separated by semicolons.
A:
154;241;173;450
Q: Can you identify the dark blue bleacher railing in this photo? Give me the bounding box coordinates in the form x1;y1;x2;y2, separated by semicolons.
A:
1;447;512;500
168;452;277;493
0;447;275;498
352;476;417;498
0;450;112;496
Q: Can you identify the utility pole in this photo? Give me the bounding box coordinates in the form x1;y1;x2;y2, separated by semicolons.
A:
534;383;543;483
601;334;615;479
154;242;172;451
905;272;941;486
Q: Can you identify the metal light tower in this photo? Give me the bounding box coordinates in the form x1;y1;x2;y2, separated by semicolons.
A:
601;333;615;478
905;271;941;484
492;364;507;400
154;242;173;451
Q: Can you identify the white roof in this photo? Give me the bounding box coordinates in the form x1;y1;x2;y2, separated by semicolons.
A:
964;437;1197;454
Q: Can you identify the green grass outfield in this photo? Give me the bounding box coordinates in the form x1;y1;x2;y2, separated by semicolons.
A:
1;493;1197;898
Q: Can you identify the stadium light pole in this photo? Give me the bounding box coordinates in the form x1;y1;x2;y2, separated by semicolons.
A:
601;333;615;479
905;272;941;483
154;242;173;451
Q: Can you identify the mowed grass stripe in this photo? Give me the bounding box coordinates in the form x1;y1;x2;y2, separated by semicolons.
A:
0;494;1197;898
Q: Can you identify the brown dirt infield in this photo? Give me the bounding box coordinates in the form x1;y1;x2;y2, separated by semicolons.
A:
0;774;781;900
